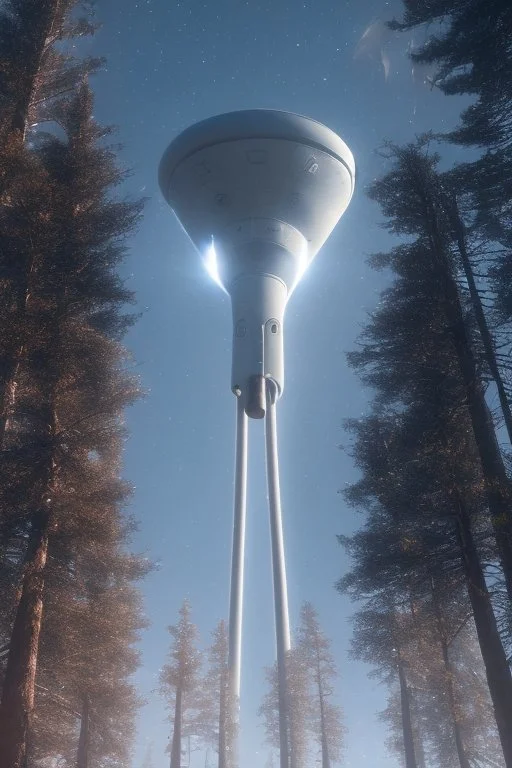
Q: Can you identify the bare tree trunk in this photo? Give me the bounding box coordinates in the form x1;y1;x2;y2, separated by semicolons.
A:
428;208;512;602
77;694;90;768
448;194;512;446
170;685;183;768
0;506;50;768
440;635;471;768
0;250;38;448
218;668;227;768
454;492;512;766
314;643;330;768
0;349;59;768
449;290;512;601
0;342;26;448
429;580;471;768
405;603;426;768
318;685;330;768
410;694;427;768
397;654;418;768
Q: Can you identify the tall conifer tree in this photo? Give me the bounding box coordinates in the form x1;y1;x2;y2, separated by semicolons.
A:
0;78;143;768
339;142;512;765
160;601;203;768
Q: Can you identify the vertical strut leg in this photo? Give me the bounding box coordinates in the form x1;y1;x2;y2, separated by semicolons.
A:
226;396;248;768
265;379;291;768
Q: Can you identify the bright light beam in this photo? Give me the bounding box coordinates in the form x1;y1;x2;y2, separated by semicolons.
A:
203;238;227;292
204;237;310;295
289;237;310;293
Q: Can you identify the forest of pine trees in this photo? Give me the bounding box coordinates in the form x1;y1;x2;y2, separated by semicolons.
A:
159;602;235;768
0;2;148;766
259;603;345;768
339;0;512;766
1;0;512;767
157;601;343;768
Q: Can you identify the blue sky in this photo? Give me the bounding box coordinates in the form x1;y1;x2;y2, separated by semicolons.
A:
84;2;471;765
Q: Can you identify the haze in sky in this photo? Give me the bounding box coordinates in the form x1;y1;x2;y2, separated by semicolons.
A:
83;1;471;765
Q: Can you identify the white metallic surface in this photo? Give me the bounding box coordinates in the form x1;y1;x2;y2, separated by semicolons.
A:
230;273;287;403
265;380;291;768
227;397;248;768
159;109;354;275
159;109;355;414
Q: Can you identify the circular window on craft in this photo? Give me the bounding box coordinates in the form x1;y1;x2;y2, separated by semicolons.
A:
266;319;280;335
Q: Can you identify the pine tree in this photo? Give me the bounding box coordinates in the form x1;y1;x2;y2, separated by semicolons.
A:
0;3;145;766
373;601;504;768
0;0;103;447
296;603;344;767
442;189;512;446
391;0;512;153
338;141;512;765
202;620;236;768
160;601;203;768
0;79;143;768
259;649;312;768
360;140;512;602
340;405;512;764
30;493;149;766
391;0;512;311
349;603;420;768
0;0;102;145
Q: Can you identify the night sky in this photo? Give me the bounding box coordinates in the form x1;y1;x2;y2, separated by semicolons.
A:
83;2;471;766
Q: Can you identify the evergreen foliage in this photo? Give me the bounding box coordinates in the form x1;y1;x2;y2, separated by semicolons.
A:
259;604;344;767
0;3;147;767
202;620;236;768
338;140;512;766
392;0;512;310
159;608;239;768
160;600;204;768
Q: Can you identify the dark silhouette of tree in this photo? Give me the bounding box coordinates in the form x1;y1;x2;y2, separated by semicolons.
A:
392;0;512;324
359;141;512;603
341;340;512;765
391;0;512;154
0;0;103;448
338;141;512;765
0;0;102;145
441;190;512;446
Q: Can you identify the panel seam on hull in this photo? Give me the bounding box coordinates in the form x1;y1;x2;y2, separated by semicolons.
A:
162;136;355;196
